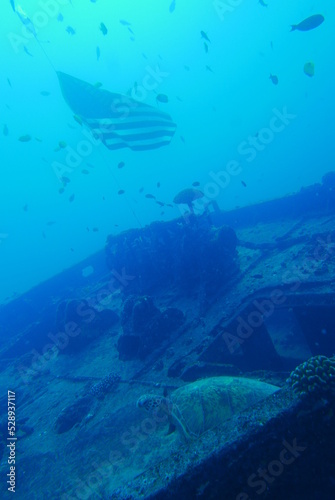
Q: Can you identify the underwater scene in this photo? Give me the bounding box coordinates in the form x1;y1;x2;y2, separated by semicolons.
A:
1;0;335;498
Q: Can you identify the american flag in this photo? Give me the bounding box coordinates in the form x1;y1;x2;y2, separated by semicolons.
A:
57;72;176;151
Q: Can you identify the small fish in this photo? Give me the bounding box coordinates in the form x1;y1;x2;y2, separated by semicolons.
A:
142;53;148;60
69;194;75;202
35;137;42;142
46;221;56;226
86;162;95;168
156;201;165;207
166;203;173;208
24;46;33;56
169;0;176;13
304;61;315;77
96;46;100;61
127;26;135;35
23;204;28;211
184;65;190;71
66;26;76;35
139;187;144;193
291;14;324;32
118;189;125;195
241;181;247;187
7;78;12;87
259;0;267;6
120;19;131;26
59;141;67;148
180;136;185;143
3;124;8;136
73;114;83;126
200;31;210;43
19;134;31;142
42;231;46;239
145;193;156;199
118;161;125;169
206;65;214;73
204;42;208;53
61;176;70;184
94;82;103;88
157;182;161;188
92;227;99;232
59;187;65;194
192;181;200;187
40;91;50;96
57;13;63;22
81;169;89;174
269;74;278;85
100;22;108;35
156;93;169;103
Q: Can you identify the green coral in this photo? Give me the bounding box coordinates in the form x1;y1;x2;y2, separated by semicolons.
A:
287;355;335;398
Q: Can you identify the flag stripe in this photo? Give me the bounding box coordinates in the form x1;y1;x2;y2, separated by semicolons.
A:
87;119;175;131
57;72;176;152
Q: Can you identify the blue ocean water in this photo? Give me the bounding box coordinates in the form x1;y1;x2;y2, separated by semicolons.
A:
0;0;334;302
1;2;335;499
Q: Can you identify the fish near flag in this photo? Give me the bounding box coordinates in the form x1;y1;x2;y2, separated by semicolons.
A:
57;72;176;151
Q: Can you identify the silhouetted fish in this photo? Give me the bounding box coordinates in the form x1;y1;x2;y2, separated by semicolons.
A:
156;94;168;103
291;14;324;32
304;61;315;77
100;22;108;35
66;26;75;35
269;74;278;85
200;31;210;43
19;134;31;142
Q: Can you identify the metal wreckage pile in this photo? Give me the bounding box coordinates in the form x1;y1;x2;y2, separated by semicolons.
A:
105;214;239;360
